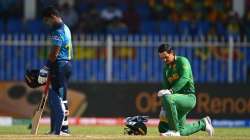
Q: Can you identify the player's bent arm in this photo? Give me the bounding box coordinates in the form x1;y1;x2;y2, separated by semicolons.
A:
171;58;191;92
37;46;60;84
171;74;189;93
162;77;169;89
162;66;170;89
46;45;60;68
49;46;60;63
47;30;63;67
158;66;171;97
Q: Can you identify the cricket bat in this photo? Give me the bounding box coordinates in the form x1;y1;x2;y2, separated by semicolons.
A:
31;79;50;134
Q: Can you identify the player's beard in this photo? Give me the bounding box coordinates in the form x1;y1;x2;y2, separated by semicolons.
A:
165;56;174;64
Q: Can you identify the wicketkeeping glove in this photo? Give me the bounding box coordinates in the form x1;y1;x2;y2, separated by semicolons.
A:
38;66;49;84
157;89;172;97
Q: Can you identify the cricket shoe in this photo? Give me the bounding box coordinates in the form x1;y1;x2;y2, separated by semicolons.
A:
204;116;214;136
46;131;70;136
59;131;70;136
160;130;180;136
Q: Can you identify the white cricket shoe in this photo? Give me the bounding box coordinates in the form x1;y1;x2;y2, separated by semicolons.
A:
47;131;70;136
59;131;70;136
204;116;214;136
160;130;180;136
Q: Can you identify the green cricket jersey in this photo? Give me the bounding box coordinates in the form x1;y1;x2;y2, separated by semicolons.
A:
162;56;195;94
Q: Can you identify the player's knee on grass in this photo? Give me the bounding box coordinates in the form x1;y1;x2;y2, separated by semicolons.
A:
158;121;170;133
179;129;188;136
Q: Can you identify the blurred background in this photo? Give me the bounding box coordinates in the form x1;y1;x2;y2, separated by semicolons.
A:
0;0;249;127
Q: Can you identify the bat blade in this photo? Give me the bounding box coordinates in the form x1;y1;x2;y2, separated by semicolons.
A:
31;93;48;134
31;110;43;134
30;79;50;135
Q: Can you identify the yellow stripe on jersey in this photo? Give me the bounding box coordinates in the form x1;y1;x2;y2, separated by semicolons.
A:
66;43;72;60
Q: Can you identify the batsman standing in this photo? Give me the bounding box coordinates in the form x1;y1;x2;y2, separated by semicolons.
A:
157;44;214;136
38;7;73;135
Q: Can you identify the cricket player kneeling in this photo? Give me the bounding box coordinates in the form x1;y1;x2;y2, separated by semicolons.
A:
157;44;214;137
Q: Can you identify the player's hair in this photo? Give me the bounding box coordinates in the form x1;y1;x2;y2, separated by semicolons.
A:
158;43;174;53
42;6;60;18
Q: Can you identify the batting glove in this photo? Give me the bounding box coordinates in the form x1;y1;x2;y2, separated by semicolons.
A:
157;89;172;97
38;66;49;84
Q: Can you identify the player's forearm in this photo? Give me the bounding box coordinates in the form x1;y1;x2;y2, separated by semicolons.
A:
171;57;191;92
162;68;170;89
171;77;188;92
48;52;57;62
46;46;60;68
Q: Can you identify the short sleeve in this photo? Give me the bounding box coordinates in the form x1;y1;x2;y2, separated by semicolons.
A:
50;31;63;47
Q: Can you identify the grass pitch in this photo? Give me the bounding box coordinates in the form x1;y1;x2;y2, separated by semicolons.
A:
0;125;249;140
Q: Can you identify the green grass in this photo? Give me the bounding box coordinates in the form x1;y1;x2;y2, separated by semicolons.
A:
0;125;249;140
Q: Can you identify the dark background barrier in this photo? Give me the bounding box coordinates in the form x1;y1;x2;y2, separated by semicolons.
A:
69;83;250;119
194;84;250;119
70;83;161;117
0;82;249;119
